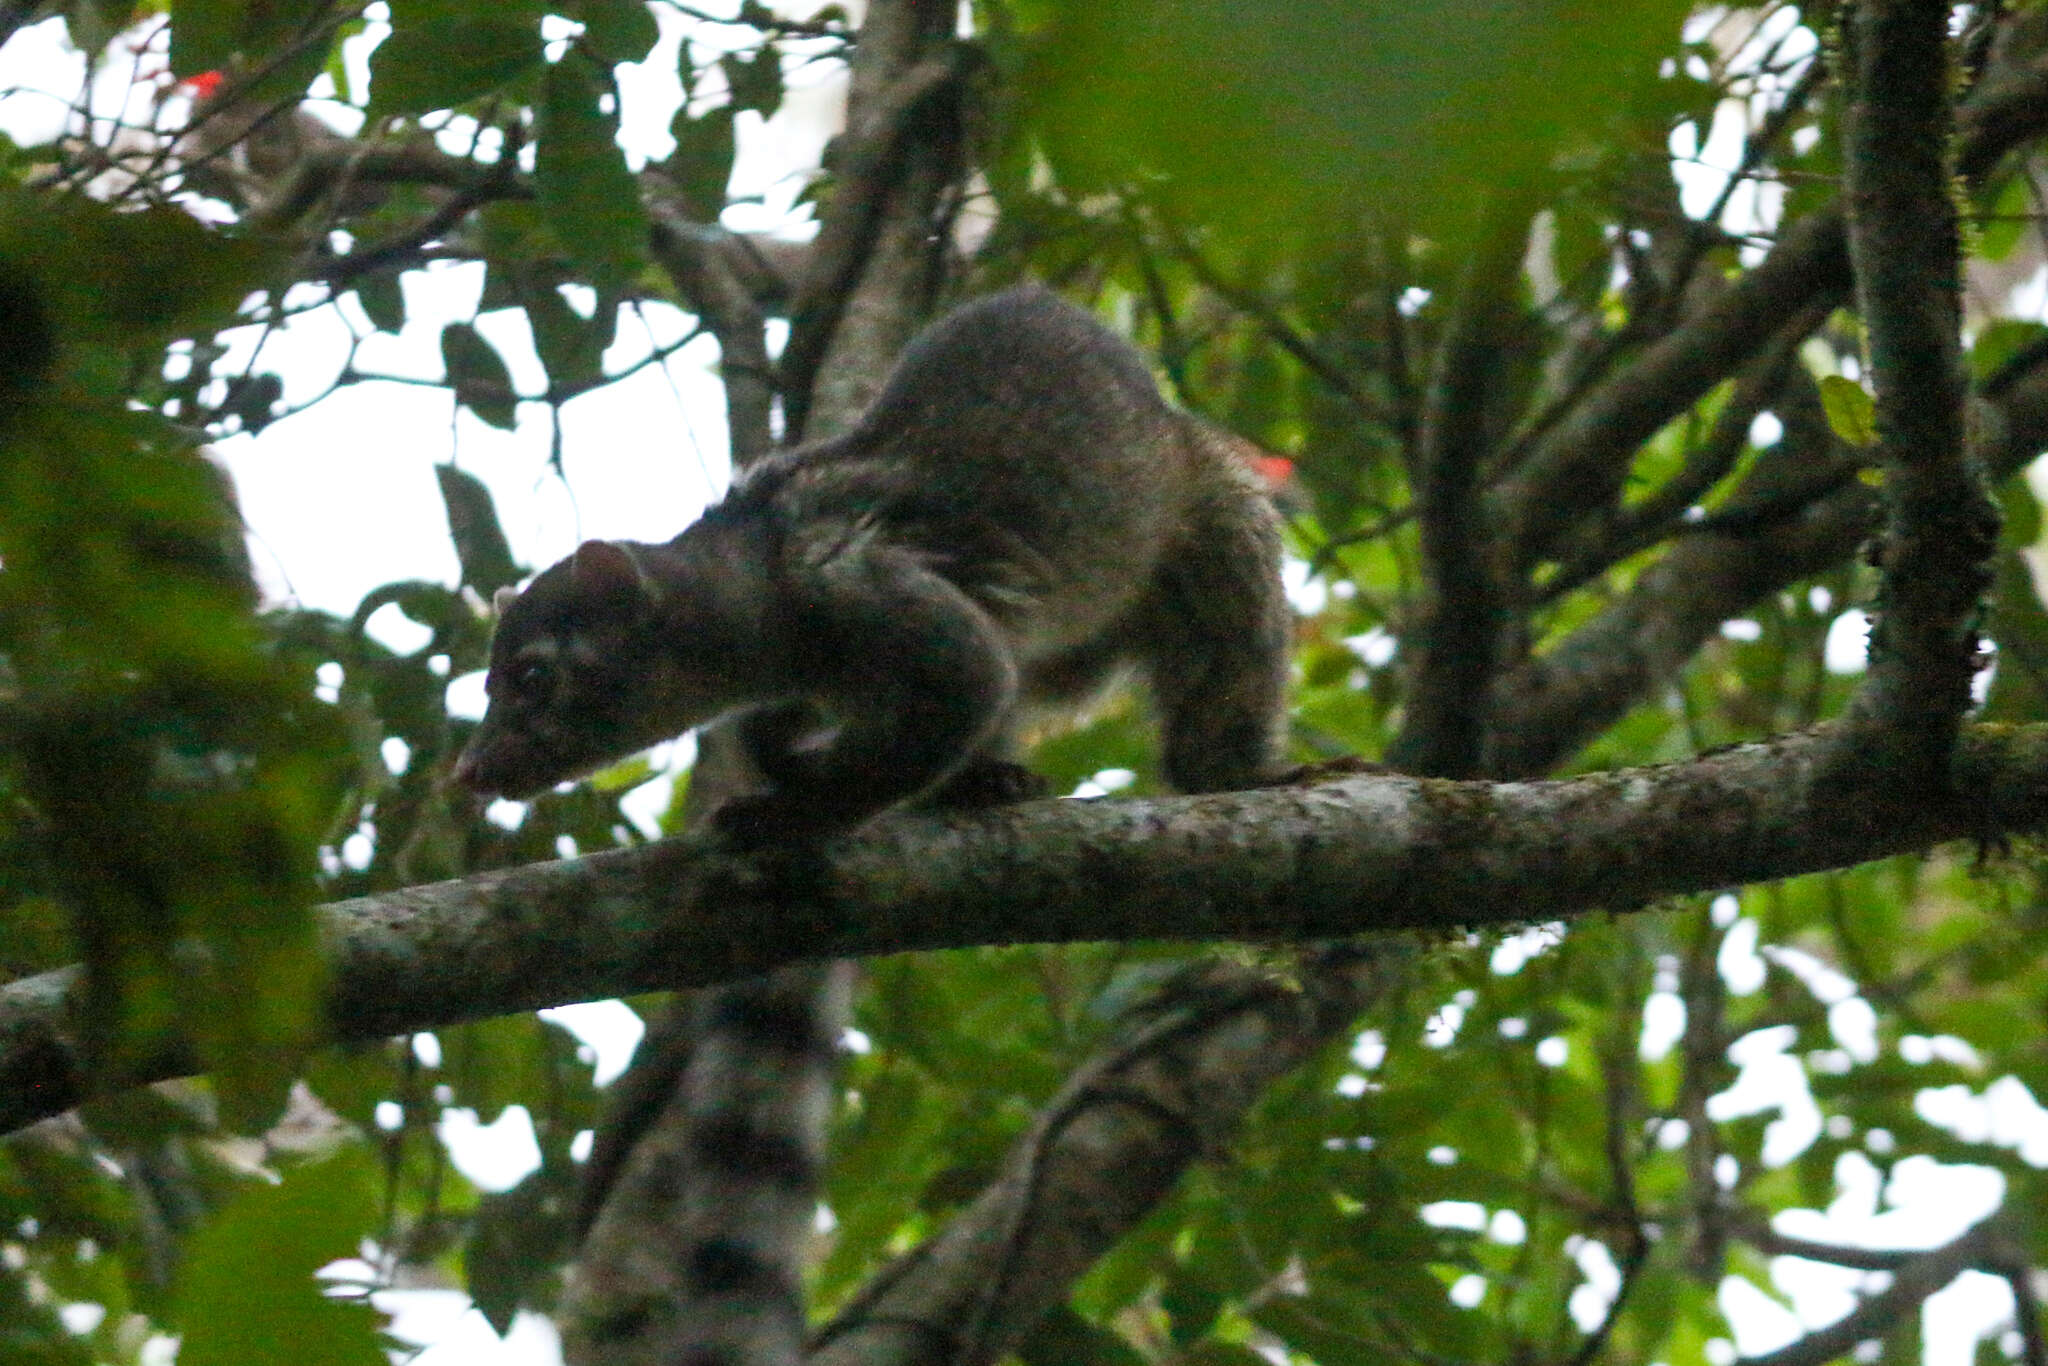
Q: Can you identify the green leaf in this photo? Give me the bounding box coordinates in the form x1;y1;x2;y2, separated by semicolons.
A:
441;1015;599;1127
0;189;281;359
720;45;783;116
1162;1277;1224;1346
169;0;248;78
221;371;283;432
590;754;656;792
171;0;340;92
1017;1305;1148;1366
537;59;650;290
174;1156;385;1366
0;256;55;400
1817;374;1878;448
473;200;557;261
302;1046;406;1131
0;1266;90;1366
466;1166;575;1336
1982;548;2048;722
242;0;328;63
353;269;406;333
368;0;542;116
0;894;69;980
1978;173;2031;263
577;0;660;63
664;106;737;220
517;275;610;389
436;464;522;594
1969;318;2048;385
326;13;371;103
168;0;327;74
62;0;125;59
2001;473;2041;549
1181;1347;1283;1366
243;39;339;109
440;322;519;429
1018;0;1692;248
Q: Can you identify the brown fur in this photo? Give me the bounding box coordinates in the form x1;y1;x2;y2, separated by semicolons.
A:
454;286;1290;839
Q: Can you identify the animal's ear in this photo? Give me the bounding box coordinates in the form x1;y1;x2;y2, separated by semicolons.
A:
570;539;654;609
491;585;520;618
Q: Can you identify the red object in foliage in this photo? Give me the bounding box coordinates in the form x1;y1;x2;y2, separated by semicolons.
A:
183;70;225;97
1252;454;1295;490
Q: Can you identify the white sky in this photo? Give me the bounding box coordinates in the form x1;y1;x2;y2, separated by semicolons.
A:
4;6;2048;1363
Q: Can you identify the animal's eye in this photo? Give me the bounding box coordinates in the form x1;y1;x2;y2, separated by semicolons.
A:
511;659;553;695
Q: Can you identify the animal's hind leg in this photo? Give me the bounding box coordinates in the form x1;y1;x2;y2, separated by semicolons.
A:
1139;477;1290;794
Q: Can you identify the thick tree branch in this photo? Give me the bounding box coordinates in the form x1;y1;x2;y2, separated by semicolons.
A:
1490;209;1850;573
1538;311;1813;604
13;719;2048;1135
647;201;777;465
180;107;810;328
1482;344;2048;778
1385;198;1531;778
777;43;971;437
1489;26;2048;573
1959;10;2048;181
1739;1219;2006;1366
1841;0;1997;759
807;946;1416;1366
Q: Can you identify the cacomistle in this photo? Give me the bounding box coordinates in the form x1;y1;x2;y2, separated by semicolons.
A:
452;285;1290;840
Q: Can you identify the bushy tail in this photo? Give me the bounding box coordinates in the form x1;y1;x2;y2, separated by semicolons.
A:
563;962;851;1366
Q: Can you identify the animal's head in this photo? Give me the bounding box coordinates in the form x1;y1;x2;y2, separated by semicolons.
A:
453;540;720;799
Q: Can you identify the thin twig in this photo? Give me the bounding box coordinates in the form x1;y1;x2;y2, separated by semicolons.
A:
1158;210;1388;423
1538;309;1812;603
313;168;521;286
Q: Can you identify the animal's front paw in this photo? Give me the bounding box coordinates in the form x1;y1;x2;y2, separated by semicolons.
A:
712;793;819;848
929;759;1051;809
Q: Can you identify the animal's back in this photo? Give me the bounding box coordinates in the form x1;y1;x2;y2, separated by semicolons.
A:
458;285;1289;827
753;287;1204;644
